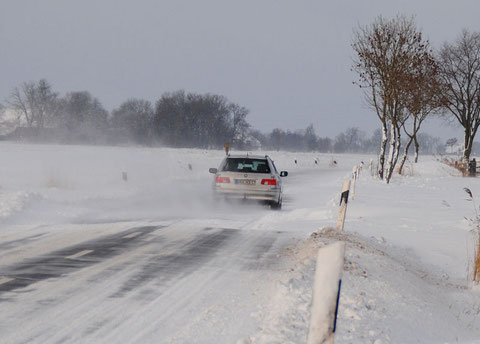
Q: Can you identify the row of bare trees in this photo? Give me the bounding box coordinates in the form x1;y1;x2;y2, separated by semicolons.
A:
353;16;480;183
0;78;449;153
152;90;250;148
5;80;108;142
2;81;251;148
250;125;443;154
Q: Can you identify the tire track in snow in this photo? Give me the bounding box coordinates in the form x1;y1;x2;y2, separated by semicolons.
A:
0;233;47;251
0;226;164;296
110;227;240;298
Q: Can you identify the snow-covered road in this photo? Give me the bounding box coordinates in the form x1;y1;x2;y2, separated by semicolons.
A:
0;143;361;343
0;221;296;343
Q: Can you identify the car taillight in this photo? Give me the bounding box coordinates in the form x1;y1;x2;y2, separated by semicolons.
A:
216;176;231;183
261;178;277;185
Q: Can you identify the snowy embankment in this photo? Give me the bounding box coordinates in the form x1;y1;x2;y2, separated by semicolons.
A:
238;156;480;343
1;142;480;343
275;158;480;344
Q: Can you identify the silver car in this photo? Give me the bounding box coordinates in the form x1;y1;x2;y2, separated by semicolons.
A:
209;154;288;209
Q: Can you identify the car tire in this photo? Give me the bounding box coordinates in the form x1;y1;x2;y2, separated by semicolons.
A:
270;197;282;210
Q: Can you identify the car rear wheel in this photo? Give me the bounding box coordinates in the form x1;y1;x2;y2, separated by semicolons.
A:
270;196;282;210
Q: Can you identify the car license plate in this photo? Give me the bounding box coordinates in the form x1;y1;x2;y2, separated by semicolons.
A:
235;179;256;185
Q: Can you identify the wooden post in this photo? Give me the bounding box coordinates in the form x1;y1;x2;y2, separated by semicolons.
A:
337;180;350;231
469;159;477;177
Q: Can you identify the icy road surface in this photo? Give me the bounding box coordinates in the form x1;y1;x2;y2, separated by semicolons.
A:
0;222;294;343
0;143;358;343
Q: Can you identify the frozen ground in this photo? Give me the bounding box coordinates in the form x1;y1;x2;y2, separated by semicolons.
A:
0;142;479;343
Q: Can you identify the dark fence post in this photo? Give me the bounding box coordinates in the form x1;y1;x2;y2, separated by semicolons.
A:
469;158;477;177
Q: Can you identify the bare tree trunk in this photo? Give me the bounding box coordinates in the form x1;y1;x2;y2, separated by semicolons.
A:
464;129;474;162
386;124;402;182
398;136;414;174
392;125;402;168
378;120;388;179
414;136;420;163
385;122;397;183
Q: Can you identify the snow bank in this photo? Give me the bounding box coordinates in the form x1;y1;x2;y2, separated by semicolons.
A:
276;228;480;344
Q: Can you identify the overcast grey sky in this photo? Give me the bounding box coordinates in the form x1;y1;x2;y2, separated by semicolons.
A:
1;0;479;139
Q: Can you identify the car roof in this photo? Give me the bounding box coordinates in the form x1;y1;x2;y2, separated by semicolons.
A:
226;154;269;160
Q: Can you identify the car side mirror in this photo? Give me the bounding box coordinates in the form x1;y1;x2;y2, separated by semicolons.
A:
280;171;288;177
209;168;218;174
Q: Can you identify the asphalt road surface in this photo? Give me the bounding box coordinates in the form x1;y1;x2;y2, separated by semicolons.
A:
0;220;295;343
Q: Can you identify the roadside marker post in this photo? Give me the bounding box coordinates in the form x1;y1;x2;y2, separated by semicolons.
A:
308;242;346;344
350;163;363;200
337;180;350;231
351;166;357;200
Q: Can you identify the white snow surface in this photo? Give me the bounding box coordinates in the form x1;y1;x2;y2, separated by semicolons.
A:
0;142;479;343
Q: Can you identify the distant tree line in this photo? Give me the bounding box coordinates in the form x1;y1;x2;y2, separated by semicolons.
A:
4;80;109;144
152;90;250;149
1;82;250;148
251;125;444;155
0;79;452;155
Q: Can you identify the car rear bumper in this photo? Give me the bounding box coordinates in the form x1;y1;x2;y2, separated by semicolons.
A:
213;187;280;202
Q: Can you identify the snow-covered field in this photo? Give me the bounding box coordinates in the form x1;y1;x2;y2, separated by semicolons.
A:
0;142;479;343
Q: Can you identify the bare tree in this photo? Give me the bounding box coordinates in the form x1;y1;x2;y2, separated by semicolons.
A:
398;47;444;173
35;79;59;128
344;127;365;153
269;128;285;151
333;127;365;153
317;136;332;152
153;91;248;149
304;124;318;151
60;91;108;131
7;79;58;129
438;30;480;161
7;82;36;127
352;15;434;183
229;103;250;149
111;99;153;143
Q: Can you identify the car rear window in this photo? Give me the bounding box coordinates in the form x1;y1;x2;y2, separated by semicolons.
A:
222;158;271;173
